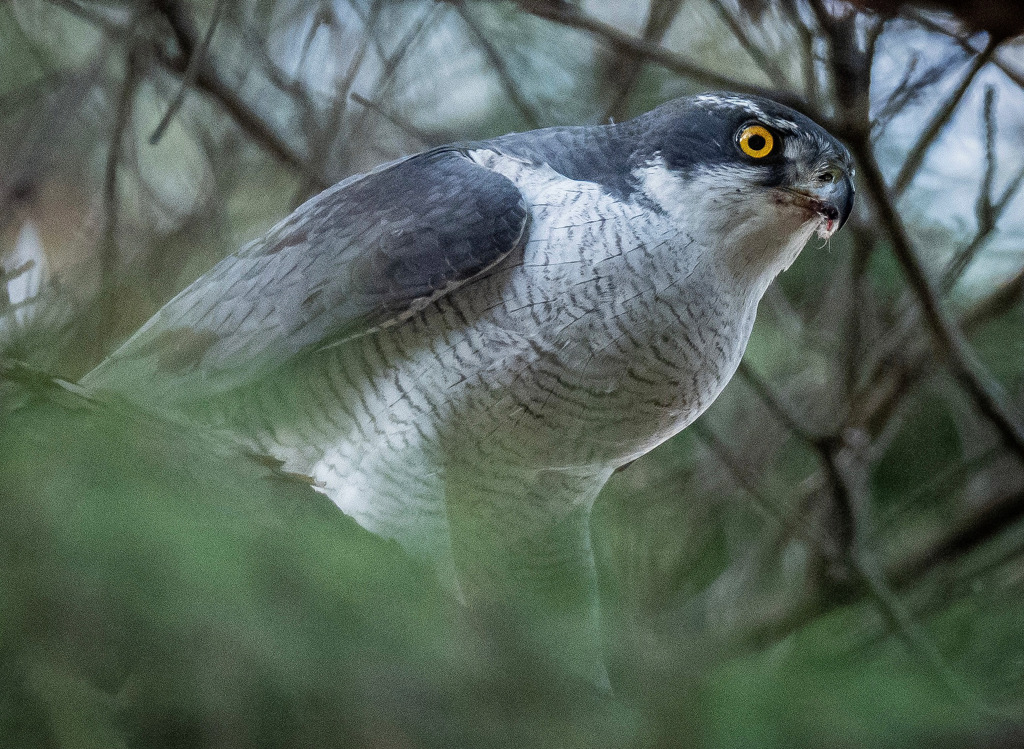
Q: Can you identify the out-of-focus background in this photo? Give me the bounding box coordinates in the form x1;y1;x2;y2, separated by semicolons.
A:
2;0;1024;746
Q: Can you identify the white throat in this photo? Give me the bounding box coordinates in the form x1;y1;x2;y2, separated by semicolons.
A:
634;156;820;291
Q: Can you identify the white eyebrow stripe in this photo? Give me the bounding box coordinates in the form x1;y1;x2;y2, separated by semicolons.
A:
693;94;801;133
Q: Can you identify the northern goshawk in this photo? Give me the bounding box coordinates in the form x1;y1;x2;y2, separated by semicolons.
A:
83;93;854;683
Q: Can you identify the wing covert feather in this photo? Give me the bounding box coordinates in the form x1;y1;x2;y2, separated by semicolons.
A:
84;148;528;398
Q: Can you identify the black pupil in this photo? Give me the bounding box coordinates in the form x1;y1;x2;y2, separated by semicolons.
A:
748;133;767;152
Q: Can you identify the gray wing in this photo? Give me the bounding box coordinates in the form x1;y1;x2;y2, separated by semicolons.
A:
83;148;528;400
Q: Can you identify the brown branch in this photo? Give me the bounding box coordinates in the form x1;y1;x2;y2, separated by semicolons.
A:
707;0;788;90
963;262;1024;330
149;0;225;145
344;3;445;166
940;86;1019;290
774;0;821;108
44;0;322;188
891;36;997;197
845;248;1024;466
847;115;1024;431
908;9;1024;91
736;360;829;443
149;0;324;189
348;92;436;146
510;0;784;100
689;420;828;548
733;475;1024;656
453;1;542;129
732;361;965;693
295;0;383;202
603;0;684;122
98;45;140;354
849;136;1024;462
892;485;1024;587
155;49;323;188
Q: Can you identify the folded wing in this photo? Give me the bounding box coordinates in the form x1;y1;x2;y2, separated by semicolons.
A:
83;148;529;401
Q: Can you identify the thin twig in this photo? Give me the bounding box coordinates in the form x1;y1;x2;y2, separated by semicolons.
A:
942;85;997;289
44;0;322;187
98;45;139;354
775;0;821;108
348;91;435;146
870;52;953;138
735;358;965;696
149;0;225;145
706;0;788;89
851;554;972;703
850;136;1024;462
891;36;998;198
346;2;445;159
603;0;684;122
892;485;1024;587
0;260;36;286
736;360;828;443
149;0;323;188
689;420;835;554
453;0;542;129
510;0;783;100
944;166;1024;291
908;9;1024;91
963;261;1024;330
295;0;383;203
155;50;322;187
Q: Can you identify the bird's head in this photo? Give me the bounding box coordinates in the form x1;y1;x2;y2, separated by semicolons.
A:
629;92;855;279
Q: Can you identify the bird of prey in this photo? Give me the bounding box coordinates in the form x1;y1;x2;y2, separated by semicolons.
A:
82;92;854;684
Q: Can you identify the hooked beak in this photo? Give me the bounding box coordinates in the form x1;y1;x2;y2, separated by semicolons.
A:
781;169;855;239
829;171;855;233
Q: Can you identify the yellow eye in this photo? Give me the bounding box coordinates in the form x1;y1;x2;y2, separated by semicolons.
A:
738;125;774;158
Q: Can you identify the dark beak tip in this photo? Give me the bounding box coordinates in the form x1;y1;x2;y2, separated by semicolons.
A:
837;174;855;232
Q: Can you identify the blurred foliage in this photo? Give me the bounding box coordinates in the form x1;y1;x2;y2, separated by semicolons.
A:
3;0;1024;746
0;372;1017;748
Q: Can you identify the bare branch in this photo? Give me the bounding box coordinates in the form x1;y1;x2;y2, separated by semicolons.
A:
892;484;1024;587
345;3;445;158
707;0;788;89
849;135;1024;462
736;360;830;443
871;52;952;138
850;553;972;703
940;86;1020;290
908;9;1024;91
295;0;383;202
155;49;324;189
149;0;324;188
149;0;225;146
945;160;1024;289
891;36;998;197
43;0;323;187
348;91;437;146
603;0;684;122
774;0;822;108
453;1;542;129
963;261;1024;330
98;45;140;353
510;0;786;100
